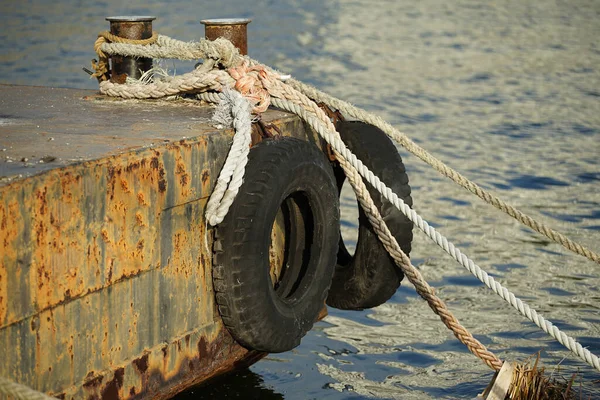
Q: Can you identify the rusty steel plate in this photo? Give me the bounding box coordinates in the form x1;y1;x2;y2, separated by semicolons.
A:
0;84;323;399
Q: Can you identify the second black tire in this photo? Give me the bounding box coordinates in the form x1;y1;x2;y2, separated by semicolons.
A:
326;121;413;310
212;137;340;353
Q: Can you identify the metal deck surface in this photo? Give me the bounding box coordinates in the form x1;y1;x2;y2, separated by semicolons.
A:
0;84;292;185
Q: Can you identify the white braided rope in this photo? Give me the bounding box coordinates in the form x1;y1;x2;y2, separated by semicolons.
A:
0;376;56;400
204;90;253;226
270;97;600;372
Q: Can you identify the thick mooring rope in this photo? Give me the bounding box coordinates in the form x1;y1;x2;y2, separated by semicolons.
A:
92;31;159;81
285;80;600;266
206;82;503;371
93;34;600;372
271;96;504;371
101;35;240;65
268;95;600;372
0;376;56;400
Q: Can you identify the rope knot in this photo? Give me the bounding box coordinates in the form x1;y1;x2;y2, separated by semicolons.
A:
204;37;240;68
92;31;159;82
228;60;272;113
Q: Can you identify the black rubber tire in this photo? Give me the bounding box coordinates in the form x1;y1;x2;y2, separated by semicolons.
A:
212;137;340;353
326;121;413;310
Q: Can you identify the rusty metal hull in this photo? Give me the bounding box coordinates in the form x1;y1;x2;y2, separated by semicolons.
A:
0;84;319;399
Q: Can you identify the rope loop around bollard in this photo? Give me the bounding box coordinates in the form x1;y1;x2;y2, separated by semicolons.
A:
92;31;159;81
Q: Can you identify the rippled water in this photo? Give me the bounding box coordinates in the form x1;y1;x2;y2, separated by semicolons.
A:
2;0;599;398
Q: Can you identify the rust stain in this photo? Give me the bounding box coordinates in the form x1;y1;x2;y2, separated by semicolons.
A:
125;160;141;172
179;173;189;187
133;353;149;375
101;367;124;399
158;168;166;193
120;179;131;193
0;200;18;324
201;170;209;184
101;229;110;243
166;143;198;199
83;374;104;390
127;302;140;351
107;258;114;283
107;166;118;201
175;160;189;191
197;337;207;359
136;192;148;206
59;172;81;204
67;334;75;382
200;169;210;195
134;212;145;227
178;138;192;148
168;231;192;277
61;327;265;400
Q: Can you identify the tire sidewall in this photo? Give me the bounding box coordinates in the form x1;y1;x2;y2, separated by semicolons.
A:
327;121;413;310
215;138;339;352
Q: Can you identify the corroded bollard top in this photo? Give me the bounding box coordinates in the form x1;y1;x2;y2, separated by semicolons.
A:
201;18;251;56
105;16;156;80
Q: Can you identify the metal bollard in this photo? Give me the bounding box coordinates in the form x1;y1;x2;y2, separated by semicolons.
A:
105;16;156;80
200;18;251;56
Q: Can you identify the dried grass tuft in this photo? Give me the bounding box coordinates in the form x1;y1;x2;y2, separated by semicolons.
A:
506;353;577;400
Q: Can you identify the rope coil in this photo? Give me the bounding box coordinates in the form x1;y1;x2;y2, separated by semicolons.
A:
92;33;600;372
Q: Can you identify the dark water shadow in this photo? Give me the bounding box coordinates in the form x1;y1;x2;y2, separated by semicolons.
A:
174;368;284;400
495;174;570;190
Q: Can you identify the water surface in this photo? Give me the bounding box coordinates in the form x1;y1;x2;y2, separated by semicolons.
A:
1;0;599;398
